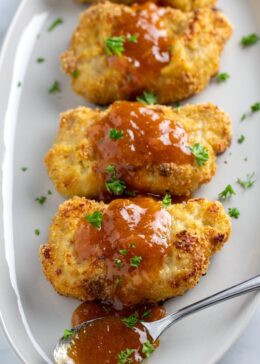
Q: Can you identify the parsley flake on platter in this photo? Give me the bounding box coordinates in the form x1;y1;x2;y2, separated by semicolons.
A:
218;184;236;200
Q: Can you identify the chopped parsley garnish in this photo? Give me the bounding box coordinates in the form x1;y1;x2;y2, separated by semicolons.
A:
109;128;124;140
174;102;181;109
49;81;61;94
130;243;136;248
136;91;157;105
130;256;142;268
34;229;40;236
72;69;80;78
105;164;126;195
142;341;155;358
35;196;46;205
142;310;152;319
240;102;260;121
228;207;240;219
105;164;116;174
63;328;74;340
251;102;260;112
114;258;123;269
162;193;171;208
240;113;247;121
216;72;230;82
218;184;236;200
237;172;256;189
105;36;125;56
122;314;138;328
237;135;245;144
240;33;260;47
106;179;126;195
86;211;103;229
48;190;52;195
190;143;209;166
17;81;21;88
128;33;139;43
21;167;28;172
125;190;136;197
36;58;45;63
118;348;135;364
119;249;128;256
48;18;63;32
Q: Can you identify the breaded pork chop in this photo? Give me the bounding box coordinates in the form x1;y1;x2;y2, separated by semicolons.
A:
45;101;232;198
40;196;231;305
61;2;232;105
75;0;216;12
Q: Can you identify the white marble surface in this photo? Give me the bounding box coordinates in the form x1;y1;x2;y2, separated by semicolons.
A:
0;0;259;363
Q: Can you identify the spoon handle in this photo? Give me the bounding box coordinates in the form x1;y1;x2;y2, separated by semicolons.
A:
146;275;260;340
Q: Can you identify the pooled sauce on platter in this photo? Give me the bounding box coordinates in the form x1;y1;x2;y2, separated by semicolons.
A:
74;197;172;304
88;101;193;196
108;2;171;95
67;301;165;364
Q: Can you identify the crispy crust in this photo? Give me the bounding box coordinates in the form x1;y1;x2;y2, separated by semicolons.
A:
39;197;231;305
45;102;232;198
75;0;216;13
61;2;232;104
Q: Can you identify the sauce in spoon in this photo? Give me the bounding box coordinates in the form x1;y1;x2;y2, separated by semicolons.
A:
63;301;165;364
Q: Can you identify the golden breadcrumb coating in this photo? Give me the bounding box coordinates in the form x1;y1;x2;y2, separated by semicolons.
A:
39;197;231;305
61;2;232;104
75;0;216;12
45;102;232;198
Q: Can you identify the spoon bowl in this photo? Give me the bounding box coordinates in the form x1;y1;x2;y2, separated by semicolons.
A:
54;275;260;363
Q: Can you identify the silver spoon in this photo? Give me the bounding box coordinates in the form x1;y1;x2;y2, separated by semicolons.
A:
54;275;260;362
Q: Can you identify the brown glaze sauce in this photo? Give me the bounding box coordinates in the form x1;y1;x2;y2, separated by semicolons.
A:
88;101;193;196
71;301;166;327
68;317;151;363
67;301;165;364
108;2;171;95
71;301;165;327
74;197;172;304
